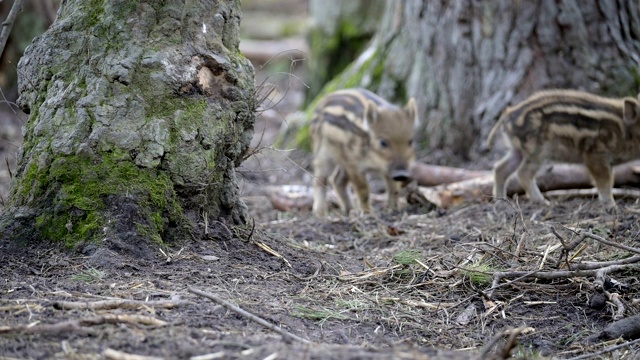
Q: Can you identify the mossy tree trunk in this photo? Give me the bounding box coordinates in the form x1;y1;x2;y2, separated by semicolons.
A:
1;0;255;256
318;0;640;161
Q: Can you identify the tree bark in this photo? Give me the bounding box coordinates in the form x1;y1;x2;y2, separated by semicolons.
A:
1;1;255;255
305;0;385;104
319;0;640;160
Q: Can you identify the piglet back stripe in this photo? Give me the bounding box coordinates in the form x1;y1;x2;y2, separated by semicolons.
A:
320;94;366;116
322;112;369;137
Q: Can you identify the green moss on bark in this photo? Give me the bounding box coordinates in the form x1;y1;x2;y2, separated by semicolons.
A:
86;0;106;28
16;153;183;247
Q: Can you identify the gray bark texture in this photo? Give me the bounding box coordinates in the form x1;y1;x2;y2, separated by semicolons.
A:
2;0;255;253
305;0;385;103
325;0;640;161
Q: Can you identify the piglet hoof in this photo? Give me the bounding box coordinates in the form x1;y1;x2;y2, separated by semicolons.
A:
604;203;619;215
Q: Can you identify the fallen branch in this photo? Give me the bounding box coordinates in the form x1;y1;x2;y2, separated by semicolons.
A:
551;227;640;270
0;303;45;312
485;264;640;299
270;192;312;212
267;185;393;212
413;161;640;189
267;185;318;212
417;160;640;208
190;352;227;360
568;255;640;270
411;163;489;186
0;314;167;335
266;161;640;210
188;287;311;344
53;299;192;311
420;179;640;209
581;232;640;256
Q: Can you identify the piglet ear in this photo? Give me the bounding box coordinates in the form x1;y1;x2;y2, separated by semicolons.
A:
363;102;378;131
623;97;640;125
405;97;420;129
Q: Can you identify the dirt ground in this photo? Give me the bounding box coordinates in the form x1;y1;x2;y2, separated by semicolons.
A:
3;81;640;358
2;3;640;360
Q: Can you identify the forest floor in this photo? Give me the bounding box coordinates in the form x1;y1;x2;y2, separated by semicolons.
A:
2;2;640;360
2;77;640;359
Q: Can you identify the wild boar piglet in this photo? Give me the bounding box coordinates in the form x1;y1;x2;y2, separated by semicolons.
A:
310;88;419;216
487;89;640;207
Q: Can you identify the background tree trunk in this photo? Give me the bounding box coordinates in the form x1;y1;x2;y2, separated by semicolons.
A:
314;0;640;163
305;0;384;104
0;0;61;99
1;0;255;254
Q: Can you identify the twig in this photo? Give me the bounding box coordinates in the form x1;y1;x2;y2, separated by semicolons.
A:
560;230;640;255
551;226;640;269
5;157;12;179
592;265;634;291
486;264;640;299
582;232;640;255
485;270;539;299
604;291;625;320
477;326;532;360
0;314;167;334
247;217;255;241
53;299;192;310
550;226;567;248
565;337;640;360
513;232;526;258
253;241;292;268
569;255;640;270
0;0;24;59
188;286;310;344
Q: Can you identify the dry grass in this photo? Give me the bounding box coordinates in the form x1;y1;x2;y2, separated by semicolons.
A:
254;197;640;358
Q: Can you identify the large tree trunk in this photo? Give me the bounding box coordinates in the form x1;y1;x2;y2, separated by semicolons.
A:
319;0;640;161
1;1;255;255
305;0;385;104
